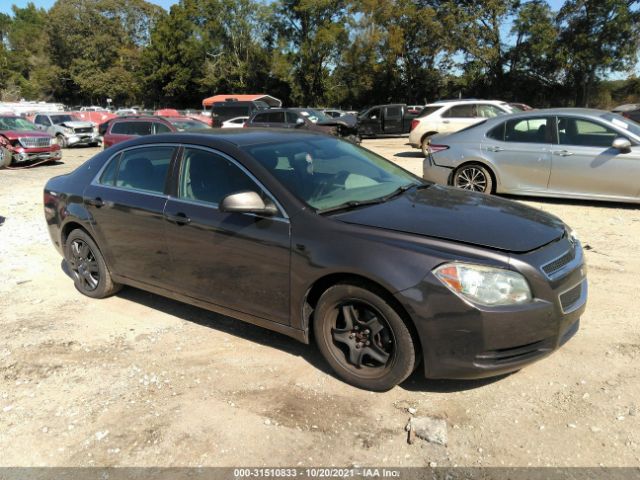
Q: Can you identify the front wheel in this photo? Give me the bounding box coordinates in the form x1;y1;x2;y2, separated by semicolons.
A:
453;163;494;193
56;134;68;148
313;284;417;391
64;229;121;298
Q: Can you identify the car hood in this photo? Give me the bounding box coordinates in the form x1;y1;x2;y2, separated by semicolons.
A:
333;185;565;253
58;121;94;128
0;130;52;140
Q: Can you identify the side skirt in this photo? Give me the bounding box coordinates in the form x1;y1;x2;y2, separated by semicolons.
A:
112;274;308;344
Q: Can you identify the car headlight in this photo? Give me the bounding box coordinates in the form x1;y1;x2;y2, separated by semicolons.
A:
566;226;579;243
63;127;74;134
433;262;532;306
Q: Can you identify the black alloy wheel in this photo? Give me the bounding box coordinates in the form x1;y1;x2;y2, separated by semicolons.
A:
64;229;121;299
314;284;417;391
453;164;493;193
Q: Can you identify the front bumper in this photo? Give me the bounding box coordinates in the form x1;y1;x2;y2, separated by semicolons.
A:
65;133;100;146
396;238;587;379
11;148;62;164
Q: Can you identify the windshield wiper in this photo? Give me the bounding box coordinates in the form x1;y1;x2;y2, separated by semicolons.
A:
318;183;427;215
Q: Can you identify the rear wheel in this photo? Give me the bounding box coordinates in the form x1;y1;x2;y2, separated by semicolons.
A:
420;134;436;157
64;229;121;298
453;163;494;193
313;284;417;391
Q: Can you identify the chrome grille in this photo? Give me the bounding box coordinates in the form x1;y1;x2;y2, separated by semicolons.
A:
19;137;52;148
560;282;583;312
542;250;575;276
74;127;93;134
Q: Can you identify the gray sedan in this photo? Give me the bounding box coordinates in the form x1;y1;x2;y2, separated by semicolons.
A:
423;108;640;203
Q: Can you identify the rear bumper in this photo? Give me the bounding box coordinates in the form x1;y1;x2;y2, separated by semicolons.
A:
422;155;452;186
396;240;587;379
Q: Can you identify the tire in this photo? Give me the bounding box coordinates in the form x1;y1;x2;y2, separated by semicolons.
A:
64;229;121;298
453;163;494;194
57;134;68;149
420;134;435;157
313;283;417;391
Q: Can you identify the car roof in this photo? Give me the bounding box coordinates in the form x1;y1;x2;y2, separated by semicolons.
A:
427;99;508;106
117;129;330;148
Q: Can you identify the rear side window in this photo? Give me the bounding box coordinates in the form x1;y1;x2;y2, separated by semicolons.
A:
111;121;153;136
111;146;175;193
386;106;402;117
417;106;442;118
504;117;550;143
267;111;285;123
99;154;120;186
443;104;475;118
487;123;505;141
252;112;270;123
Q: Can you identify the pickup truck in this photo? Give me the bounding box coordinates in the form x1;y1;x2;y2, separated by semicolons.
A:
357;104;418;137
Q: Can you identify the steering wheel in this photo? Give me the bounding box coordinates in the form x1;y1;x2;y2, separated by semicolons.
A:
311;170;351;200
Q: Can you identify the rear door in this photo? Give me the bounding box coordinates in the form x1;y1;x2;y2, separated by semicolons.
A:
548;116;640;198
163;146;291;324
383;105;403;134
83;145;177;285
440;104;480;133
249;111;271;128
482;116;553;191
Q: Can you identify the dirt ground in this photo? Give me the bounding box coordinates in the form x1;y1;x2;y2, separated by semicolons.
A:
0;137;638;468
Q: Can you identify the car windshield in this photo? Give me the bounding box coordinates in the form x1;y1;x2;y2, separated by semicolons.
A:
50;115;76;124
601;113;640;138
168;119;210;131
244;137;423;212
0;117;37;131
296;109;330;123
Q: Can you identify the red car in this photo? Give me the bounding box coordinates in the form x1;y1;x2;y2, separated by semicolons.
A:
0;115;61;168
102;115;211;148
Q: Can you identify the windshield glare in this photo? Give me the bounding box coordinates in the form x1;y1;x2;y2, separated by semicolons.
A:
601;113;640;138
51;115;76;124
245;137;421;211
0;117;37;131
169;120;210;131
297;109;330;123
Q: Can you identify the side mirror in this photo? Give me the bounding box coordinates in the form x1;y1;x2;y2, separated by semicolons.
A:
220;191;278;216
371;115;377;120
295;118;305;127
612;137;631;152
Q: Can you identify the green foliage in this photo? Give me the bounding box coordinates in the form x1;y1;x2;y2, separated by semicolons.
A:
1;0;640;108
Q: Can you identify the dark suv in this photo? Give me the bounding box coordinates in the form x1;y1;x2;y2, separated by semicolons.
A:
246;108;360;143
103;116;210;148
210;101;270;128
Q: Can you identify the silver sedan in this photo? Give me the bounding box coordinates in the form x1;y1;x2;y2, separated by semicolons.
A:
423;108;640;203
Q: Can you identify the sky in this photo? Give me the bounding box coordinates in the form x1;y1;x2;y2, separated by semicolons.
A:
1;0;567;15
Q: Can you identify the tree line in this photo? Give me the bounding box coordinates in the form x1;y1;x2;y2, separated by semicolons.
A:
1;0;639;110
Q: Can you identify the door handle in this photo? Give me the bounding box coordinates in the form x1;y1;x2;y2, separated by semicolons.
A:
86;197;104;208
165;212;191;225
442;120;450;124
486;146;504;152
553;150;574;157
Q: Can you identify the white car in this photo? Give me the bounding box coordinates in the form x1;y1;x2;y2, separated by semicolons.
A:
408;99;516;156
221;116;249;128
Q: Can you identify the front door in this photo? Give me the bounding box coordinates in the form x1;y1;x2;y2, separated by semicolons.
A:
163;146;291;324
83;145;176;285
359;108;381;136
548;116;640;198
383;106;403;134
